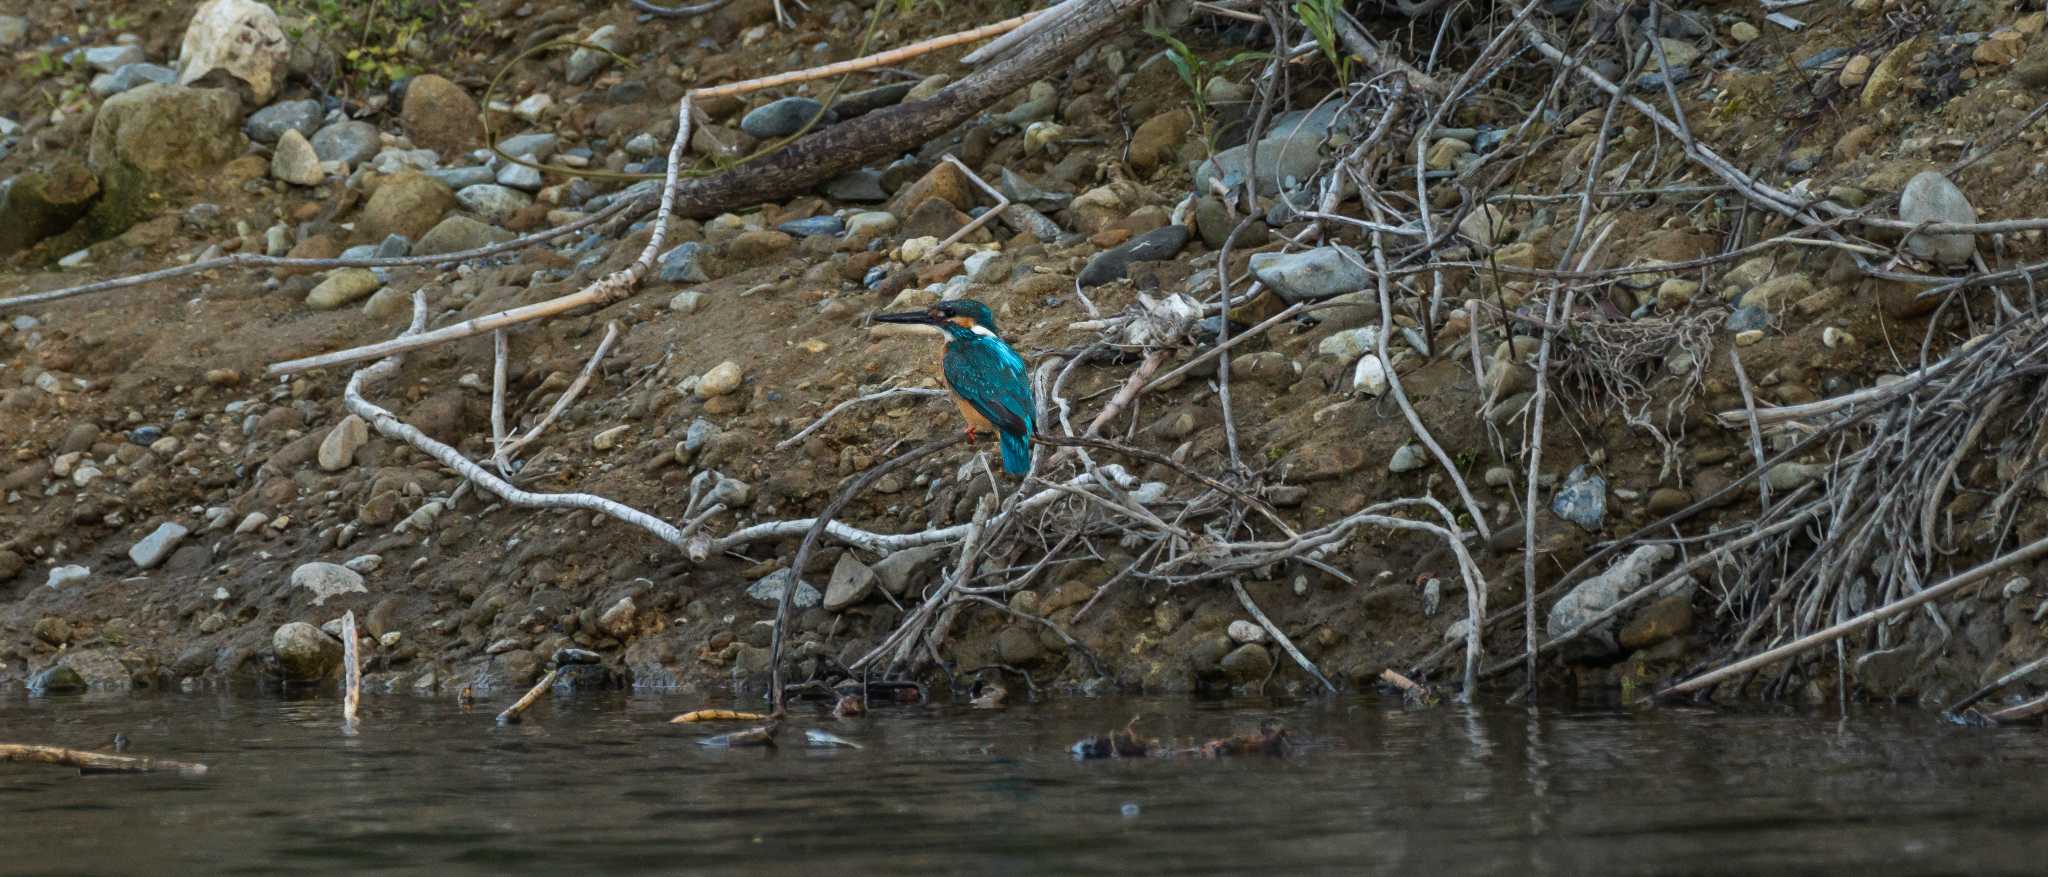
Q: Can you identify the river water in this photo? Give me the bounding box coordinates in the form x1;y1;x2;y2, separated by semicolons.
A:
4;691;2045;874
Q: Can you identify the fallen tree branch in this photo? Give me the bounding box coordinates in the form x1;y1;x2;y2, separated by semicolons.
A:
346;292;690;549
1661;533;2048;699
0;743;208;775
496;668;561;724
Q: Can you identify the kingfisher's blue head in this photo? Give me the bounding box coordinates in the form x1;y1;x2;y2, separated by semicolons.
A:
874;299;1002;338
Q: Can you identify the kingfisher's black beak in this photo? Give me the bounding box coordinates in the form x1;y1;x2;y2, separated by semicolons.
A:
874;310;941;326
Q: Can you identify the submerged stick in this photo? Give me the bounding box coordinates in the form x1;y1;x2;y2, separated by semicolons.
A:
0;744;208;775
341;610;361;726
496;669;561;724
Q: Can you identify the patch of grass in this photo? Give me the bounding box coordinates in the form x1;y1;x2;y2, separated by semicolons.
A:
281;0;484;94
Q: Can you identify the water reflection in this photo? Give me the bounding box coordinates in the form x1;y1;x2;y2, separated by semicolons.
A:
4;691;2047;873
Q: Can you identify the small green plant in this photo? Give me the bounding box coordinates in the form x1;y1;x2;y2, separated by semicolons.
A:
24;52;64;79
282;0;480;94
1146;28;1269;155
1293;0;1353;82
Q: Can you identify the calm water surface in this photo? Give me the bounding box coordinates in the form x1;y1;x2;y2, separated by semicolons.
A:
3;691;2045;875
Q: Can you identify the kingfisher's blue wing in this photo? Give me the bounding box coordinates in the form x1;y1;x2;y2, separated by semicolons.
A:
943;334;1035;438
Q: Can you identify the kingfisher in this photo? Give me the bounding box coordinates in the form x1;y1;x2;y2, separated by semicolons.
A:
874;299;1036;476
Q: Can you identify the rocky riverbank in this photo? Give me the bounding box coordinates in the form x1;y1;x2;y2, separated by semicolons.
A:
5;0;2048;710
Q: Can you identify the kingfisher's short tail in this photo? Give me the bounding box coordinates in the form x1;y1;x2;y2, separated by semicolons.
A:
998;429;1032;475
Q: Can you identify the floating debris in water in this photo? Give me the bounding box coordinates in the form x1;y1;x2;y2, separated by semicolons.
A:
804;729;862;749
1072;718;1292;759
698;722;780;748
671;709;770;724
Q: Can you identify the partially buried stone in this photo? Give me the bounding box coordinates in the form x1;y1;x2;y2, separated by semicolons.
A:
822;169;887;202
659;241;708;283
1551;465;1607;530
495;158;543;191
746;570;821;608
1725;306;1768;333
79;45;144;73
565;25;621;85
310;120;380;165
741;97;829;139
1249;245;1369;302
823;554;876;611
1388;443;1427;473
129;521;189;570
455;184;532;224
292;561;367;605
90;63;176;98
318;414;369;471
1077;225;1191;287
1220;643;1274;682
306;268;382;310
696;361;744;398
778;215;844;238
270;128;324;185
1899;170;1977;266
273;621;342;681
414;215;513;256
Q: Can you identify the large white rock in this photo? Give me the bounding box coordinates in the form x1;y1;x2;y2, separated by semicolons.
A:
178;0;290;103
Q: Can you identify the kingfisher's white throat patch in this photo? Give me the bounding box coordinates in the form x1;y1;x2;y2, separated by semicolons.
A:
968;324;997;338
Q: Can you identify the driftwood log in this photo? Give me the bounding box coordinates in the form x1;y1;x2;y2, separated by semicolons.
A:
0;743;210;775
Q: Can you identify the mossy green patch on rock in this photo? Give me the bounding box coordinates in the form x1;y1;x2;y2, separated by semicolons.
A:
84;83;245;240
0;155;100;255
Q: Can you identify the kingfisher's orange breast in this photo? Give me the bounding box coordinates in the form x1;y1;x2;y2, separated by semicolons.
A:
932;342;995;433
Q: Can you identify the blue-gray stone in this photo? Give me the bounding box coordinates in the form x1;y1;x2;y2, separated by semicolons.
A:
684;417;719;452
658;241;708;283
495;133;559;160
822;169;886;202
375;234;412;258
311;120;381;165
777;215;844;238
495;158;543;191
1193;123;1331;194
999;167;1070;208
1551;465;1607;531
427;166;496;189
741;97;830;139
1798;47;1848;70
1078;225;1191;287
78;44;144;73
246;99;324;144
624;132;660;157
127;426;163;445
89;62;175;98
1248;245;1369;302
1725;306;1768;333
747;569;821;608
339;244;378;261
862;265;889;289
565;24;621;85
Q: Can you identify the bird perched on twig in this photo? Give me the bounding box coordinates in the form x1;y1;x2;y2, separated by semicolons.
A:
874;299;1035;475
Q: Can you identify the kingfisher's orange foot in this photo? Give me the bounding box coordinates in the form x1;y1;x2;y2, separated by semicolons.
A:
965;426;980;443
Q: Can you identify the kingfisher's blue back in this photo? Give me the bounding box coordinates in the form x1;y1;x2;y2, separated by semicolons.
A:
938;324;1036;475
